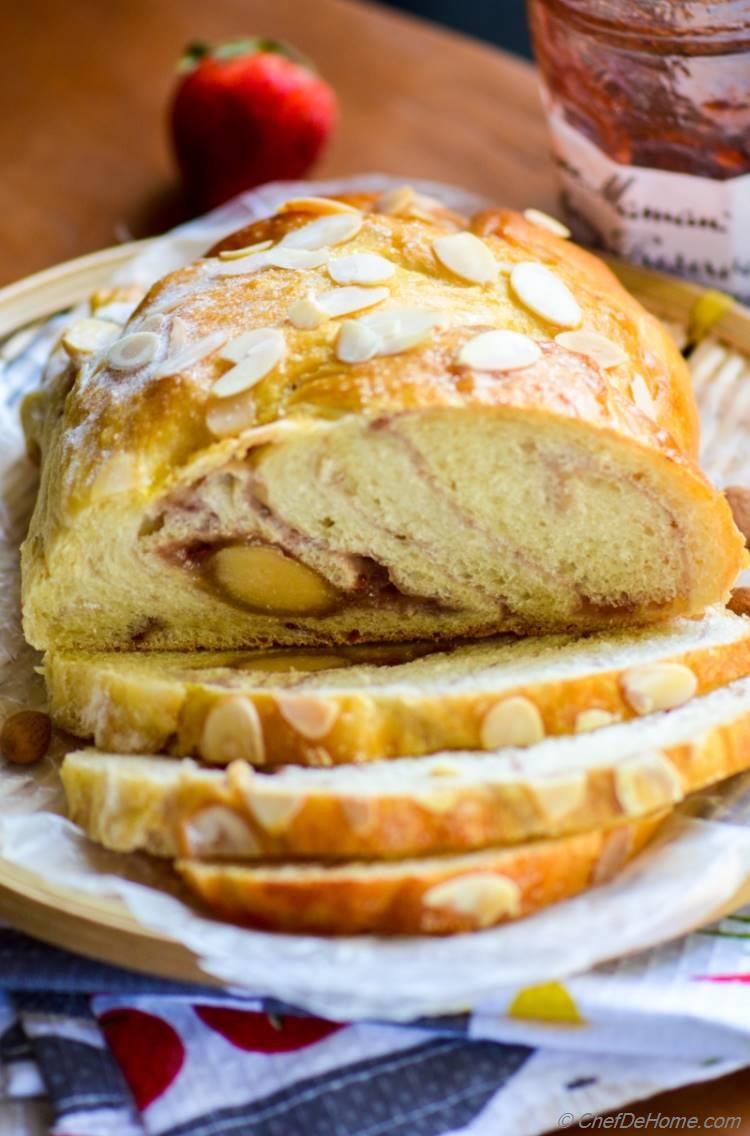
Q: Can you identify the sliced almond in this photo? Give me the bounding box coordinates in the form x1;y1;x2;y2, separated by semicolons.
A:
62;318;120;357
266;248;329;271
335;320;380;363
155;331;226;378
423;873;521;927
218;240;275;261
276;693;339;740
201;697;266;766
575;708;620;734
614;751;683;815
279;212;363;251
317;286;390;318
591;825;631;884
276;196;359;216
169;315;190;352
288;295;330;330
214;252;273;277
205;392;257;439
212;329;285;398
376;186;417;215
182;805;260;857
246;793;304;834
555;329;628;370
523;208;571;239
433;232;498;285
621;663;697;715
480;696;544;749
90;453;144;501
532;772;587;822
510;262;582;328
359;307;437;355
630;373;658;420
458;329;542;372
107;330;161;371
328;253;395;286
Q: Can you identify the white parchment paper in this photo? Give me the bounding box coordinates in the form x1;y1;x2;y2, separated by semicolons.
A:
3;175;750;1023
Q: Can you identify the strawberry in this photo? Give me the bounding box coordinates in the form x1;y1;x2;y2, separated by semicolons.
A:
170;38;338;211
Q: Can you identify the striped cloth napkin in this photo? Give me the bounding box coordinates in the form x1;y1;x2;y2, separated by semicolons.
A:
1;925;743;1136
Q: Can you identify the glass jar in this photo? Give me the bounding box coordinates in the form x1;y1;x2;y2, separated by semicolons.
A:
528;0;750;298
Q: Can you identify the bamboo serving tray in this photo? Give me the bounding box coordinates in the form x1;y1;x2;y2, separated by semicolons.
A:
0;242;748;988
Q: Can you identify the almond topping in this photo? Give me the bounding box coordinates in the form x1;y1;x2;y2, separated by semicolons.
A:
523;208;571;239
555;330;628;370
317;286;390;318
376;186;417;215
335;320;380;363
201;697;266;766
90;453;144;501
218;240;274;261
214;252;273;277
358;307;437;355
480;696;544;749
287;295;330;330
614;751;683;815
276;694;339;740
575;708;620;734
510;262;582;328
212;329;285;398
266;248;329;270
246;794;304;834
621;663;697;715
107;331;161;371
276;196;359;216
433;232;498;285
155;331;226;378
328;253;395;286
591;825;632;884
423;873;521;927
532;772;587;821
62;318;120;357
205;392;257;438
458;329;542;371
182;806;260;858
279;212;363;251
629;374;658;420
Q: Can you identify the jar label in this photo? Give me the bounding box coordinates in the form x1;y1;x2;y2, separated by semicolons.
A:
542;94;750;303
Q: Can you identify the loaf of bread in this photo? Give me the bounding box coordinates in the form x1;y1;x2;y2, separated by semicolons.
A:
21;190;745;652
46;606;750;765
176;810;668;934
60;674;750;860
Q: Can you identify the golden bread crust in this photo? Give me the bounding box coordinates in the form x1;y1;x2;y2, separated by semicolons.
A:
21;191;746;650
45;612;750;766
175;810;668;934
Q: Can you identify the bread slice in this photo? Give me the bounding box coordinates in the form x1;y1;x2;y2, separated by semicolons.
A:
21;197;745;653
46;607;750;766
61;674;750;860
176;810;669;935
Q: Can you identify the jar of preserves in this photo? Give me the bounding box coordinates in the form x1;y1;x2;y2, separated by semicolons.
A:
528;0;750;299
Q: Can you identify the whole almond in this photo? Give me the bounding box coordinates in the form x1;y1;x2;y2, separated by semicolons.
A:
729;586;750;617
725;486;750;547
1;710;52;765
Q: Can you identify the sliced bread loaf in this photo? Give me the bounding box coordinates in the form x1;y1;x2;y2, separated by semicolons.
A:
47;607;750;767
61;674;750;860
176;810;669;935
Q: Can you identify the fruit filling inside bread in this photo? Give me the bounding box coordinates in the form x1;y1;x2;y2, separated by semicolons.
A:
21;193;745;650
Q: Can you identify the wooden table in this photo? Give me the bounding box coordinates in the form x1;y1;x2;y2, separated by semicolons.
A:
0;0;748;1128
